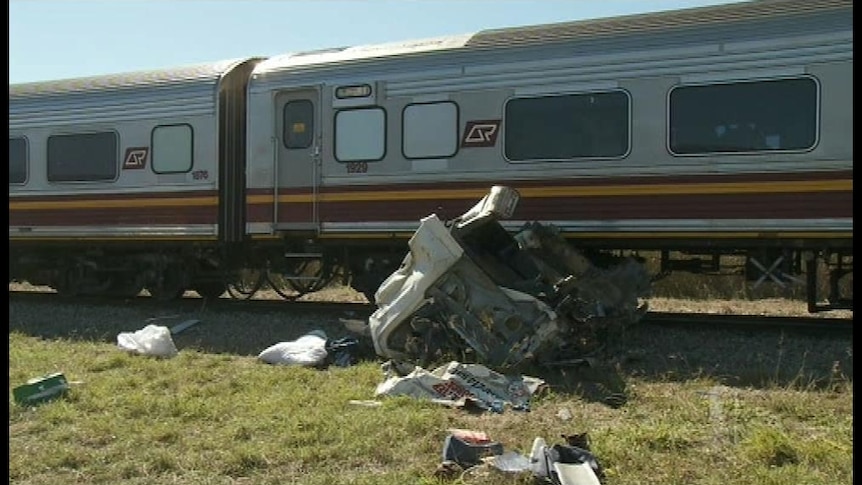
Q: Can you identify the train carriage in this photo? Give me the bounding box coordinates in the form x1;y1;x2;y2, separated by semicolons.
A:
9;58;262;298
9;0;853;311
244;0;852;307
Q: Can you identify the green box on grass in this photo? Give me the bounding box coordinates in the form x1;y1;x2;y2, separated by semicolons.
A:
13;372;69;405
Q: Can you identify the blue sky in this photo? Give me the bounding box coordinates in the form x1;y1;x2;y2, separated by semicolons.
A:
10;0;744;84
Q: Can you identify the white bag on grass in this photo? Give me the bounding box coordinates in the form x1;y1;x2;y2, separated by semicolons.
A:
258;330;328;366
117;324;178;358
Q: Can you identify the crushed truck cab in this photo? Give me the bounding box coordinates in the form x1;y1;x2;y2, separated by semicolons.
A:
369;186;651;369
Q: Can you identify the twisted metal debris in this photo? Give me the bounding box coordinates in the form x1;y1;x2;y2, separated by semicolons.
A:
369;186;651;370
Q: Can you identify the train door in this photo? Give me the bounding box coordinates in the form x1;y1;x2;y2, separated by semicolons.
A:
274;87;321;230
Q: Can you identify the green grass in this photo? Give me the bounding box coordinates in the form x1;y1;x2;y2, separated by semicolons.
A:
9;320;853;485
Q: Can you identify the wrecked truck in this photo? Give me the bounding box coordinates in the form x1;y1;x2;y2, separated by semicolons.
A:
368;186;652;370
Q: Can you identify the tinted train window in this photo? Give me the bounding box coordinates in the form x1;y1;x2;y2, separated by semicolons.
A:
402;102;459;159
669;78;818;154
283;100;314;149
335;107;386;162
10;137;27;185
47;132;118;182
152;124;193;173
505;91;630;161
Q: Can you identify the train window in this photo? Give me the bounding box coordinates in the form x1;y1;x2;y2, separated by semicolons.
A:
402;102;459;159
334;107;386;162
505;91;630;161
152;124;193;173
9;137;27;185
283;100;314;149
669;77;818;154
47;132;118;182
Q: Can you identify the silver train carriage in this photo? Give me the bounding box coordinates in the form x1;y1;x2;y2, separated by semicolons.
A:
9;0;853;311
9;58;263;299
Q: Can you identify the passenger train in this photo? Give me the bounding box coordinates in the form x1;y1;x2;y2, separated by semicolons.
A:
9;0;853;312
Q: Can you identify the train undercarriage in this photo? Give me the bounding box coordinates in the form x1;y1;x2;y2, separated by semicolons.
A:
7;238;404;303
560;245;851;314
8;233;853;315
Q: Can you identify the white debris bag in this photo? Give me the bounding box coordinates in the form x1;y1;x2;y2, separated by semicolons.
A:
117;324;179;358
258;330;328;366
375;360;545;412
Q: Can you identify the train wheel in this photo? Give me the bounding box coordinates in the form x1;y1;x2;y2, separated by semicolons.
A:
265;271;300;300
55;266;113;297
227;269;264;299
54;268;81;298
194;281;226;300
284;259;336;295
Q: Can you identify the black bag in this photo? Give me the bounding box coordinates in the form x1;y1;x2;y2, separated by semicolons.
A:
325;337;360;367
441;433;504;468
543;444;604;484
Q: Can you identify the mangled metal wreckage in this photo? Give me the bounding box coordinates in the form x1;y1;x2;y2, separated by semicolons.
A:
368;186;652;370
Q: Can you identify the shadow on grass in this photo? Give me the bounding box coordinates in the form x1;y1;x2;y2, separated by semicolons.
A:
8;301;370;358
9;300;631;406
9;300;852;404
606;324;853;391
532;362;631;408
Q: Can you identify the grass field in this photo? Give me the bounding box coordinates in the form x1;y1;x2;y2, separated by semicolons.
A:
8;284;852;485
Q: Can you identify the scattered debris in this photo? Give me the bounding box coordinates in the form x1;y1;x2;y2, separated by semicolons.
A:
556;407;573;421
442;429;504;468
12;372;70;406
258;330;328;366
347;399;383;407
435;429;603;484
117;324;178;358
433;460;462;480
339;317;371;337
490;451;533;473
325;337;360;367
369;186;651;370
375;360;544;413
531;435;605;485
258;331;367;368
447;428;492;443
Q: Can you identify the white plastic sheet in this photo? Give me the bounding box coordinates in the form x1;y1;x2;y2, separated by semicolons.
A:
258;330;328;366
117;324;179;358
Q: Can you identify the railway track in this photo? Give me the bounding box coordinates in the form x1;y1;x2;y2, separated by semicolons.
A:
9;289;852;337
643;311;852;336
8;289;373;315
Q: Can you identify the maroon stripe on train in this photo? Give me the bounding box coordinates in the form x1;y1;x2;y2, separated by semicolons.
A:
10;206;219;226
10;189;219;203
243;169;853;197
246;191;852;224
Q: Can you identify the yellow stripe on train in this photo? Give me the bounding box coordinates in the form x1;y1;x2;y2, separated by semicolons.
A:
9;179;852;210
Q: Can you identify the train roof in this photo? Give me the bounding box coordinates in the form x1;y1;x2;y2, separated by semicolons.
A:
9;58;255;100
252;34;474;76
7;0;850;97
9;58;264;129
251;0;851;77
464;0;850;49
